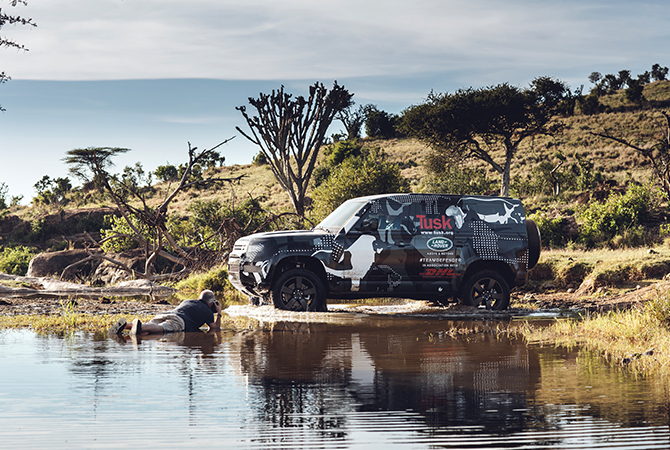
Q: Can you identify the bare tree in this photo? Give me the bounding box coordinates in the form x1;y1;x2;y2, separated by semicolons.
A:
1;0;37;111
63;140;242;281
590;111;670;200
236;81;352;217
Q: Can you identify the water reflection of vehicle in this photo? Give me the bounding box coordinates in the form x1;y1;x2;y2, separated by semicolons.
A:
229;317;541;434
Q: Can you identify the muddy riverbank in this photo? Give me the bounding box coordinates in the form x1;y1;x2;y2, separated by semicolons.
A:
0;281;666;319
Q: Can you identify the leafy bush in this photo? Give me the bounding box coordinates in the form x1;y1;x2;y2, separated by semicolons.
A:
577;184;660;247
610;225;647;249
528;211;566;248
512;161;556;197
252;151;268;166
313;140;364;188
33;175;72;206
0;246;37;275
566;153;605;191
310;148;410;221
168;197;279;252
100;215;149;252
645;288;670;324
421;165;495;195
365;108;398;138
175;266;230;293
0;182;8;210
154;164;179;182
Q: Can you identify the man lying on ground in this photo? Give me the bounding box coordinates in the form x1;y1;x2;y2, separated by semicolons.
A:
109;289;222;336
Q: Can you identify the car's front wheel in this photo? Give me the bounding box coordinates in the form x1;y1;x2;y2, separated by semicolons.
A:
271;269;327;312
461;270;510;310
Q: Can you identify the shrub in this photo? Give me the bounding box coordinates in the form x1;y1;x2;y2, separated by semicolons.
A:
33;176;72;206
528;212;566;248
610;225;647;249
577;184;660;247
100;214;148;252
365;108;398;138
310;149;410;222
0;246;37;275
313;141;363;188
511;161;559;197
168;197;278;252
154;164;179;182
175;266;229;293
252;151;268;166
0;182;8;210
422;165;495;195
645;288;670;324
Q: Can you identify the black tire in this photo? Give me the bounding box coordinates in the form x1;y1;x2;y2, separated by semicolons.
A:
271;269;327;312
461;270;510;310
526;219;541;269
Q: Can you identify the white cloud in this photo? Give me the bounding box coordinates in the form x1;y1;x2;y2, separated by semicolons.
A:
4;0;669;82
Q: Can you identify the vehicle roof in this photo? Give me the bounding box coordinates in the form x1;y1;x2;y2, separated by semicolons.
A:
348;193;517;202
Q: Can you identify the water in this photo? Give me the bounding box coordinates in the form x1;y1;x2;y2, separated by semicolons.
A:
1;312;669;449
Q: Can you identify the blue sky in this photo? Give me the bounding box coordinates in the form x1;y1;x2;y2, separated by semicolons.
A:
1;0;669;203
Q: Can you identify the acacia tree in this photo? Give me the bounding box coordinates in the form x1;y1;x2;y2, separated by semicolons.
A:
1;0;36;111
236;81;352;217
401;77;569;196
590;111;670;200
63;140;240;281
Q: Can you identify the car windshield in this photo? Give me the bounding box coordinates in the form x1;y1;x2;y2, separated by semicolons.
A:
315;200;367;233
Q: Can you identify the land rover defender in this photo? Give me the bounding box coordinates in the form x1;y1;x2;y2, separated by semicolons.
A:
228;194;541;311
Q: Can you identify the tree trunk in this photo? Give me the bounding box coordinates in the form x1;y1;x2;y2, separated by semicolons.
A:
500;148;513;197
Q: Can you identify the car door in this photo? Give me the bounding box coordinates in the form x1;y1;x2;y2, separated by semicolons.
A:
342;197;416;294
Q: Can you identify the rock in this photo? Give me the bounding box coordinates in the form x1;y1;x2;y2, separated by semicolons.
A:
92;249;146;285
27;249;101;280
0;273;176;299
575;278;596;296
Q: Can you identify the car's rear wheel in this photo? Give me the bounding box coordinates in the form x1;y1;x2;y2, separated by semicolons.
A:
271;269;327;312
461;270;510;310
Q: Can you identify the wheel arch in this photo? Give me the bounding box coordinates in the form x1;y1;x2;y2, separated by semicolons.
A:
461;260;515;289
270;256;329;295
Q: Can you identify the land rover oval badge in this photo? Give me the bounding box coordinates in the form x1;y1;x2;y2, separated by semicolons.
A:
426;236;453;252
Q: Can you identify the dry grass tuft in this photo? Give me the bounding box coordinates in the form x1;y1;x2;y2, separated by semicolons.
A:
519;286;670;377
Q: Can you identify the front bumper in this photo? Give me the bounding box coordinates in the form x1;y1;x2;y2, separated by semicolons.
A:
228;241;271;297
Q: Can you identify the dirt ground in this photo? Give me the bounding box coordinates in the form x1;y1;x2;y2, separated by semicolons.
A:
1;281;667;318
0;294;176;317
512;281;670;313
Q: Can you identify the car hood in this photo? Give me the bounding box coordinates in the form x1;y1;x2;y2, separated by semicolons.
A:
239;229;332;242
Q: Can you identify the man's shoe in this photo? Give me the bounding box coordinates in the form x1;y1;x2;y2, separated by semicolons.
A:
131;318;142;335
109;318;127;335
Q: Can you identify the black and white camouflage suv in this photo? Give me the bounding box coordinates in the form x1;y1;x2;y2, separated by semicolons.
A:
228;193;541;311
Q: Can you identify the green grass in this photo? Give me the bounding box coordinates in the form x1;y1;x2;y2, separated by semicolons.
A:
530;246;670;293
0;310;258;334
518;285;670;377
